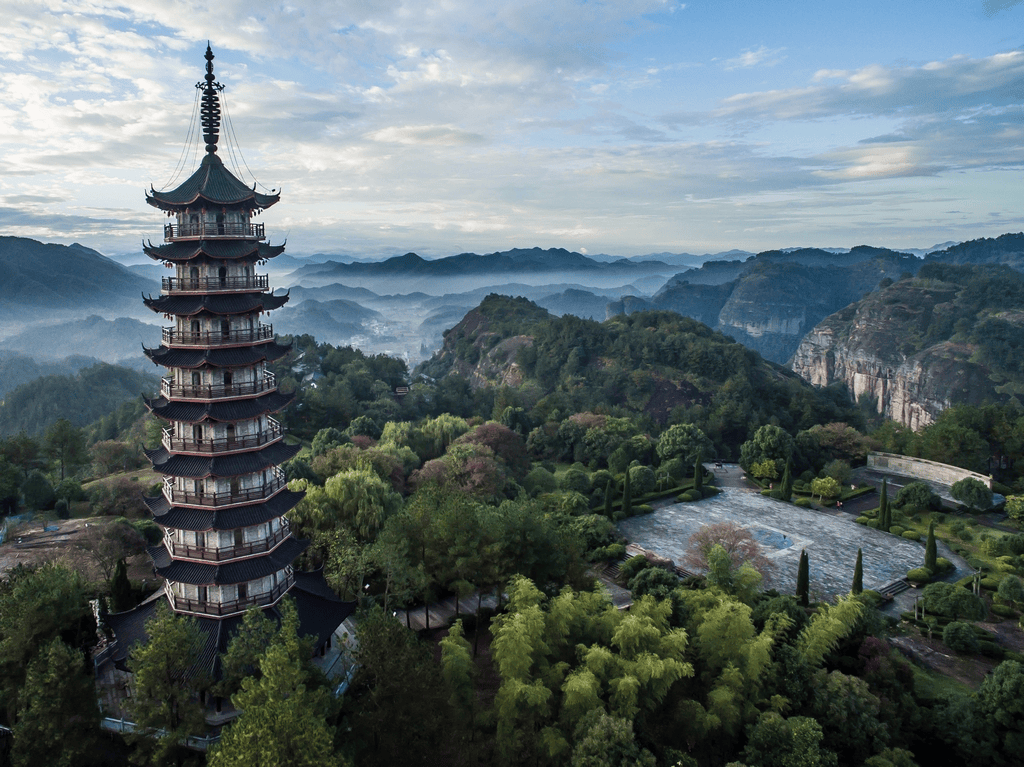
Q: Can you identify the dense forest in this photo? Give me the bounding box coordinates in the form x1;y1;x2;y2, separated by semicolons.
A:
1;300;1023;766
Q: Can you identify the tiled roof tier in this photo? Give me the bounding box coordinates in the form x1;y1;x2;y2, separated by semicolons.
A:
143;341;291;369
144;390;295;423
150;536;308;585
144;489;304;531
144;441;300;479
105;576;355;678
143;239;285;263
146;153;280;210
143;291;289;316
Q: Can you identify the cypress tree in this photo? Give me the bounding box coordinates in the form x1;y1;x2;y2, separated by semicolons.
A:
622;470;632;517
879;479;889;532
604;479;614;517
780;460;793;502
796;549;810;607
693;457;703;492
852;548;863;595
925;521;937;572
110;558;133;613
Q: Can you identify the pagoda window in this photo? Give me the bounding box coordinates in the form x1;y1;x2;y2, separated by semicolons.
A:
216;213;225;235
192;424;203;445
218;265;227;286
190;319;201;337
223;371;233;389
197;585;208;603
226;423;235;446
191;371;202;387
237;583;248;602
189;266;200;288
234;528;243;547
220;318;230;338
230;477;240;496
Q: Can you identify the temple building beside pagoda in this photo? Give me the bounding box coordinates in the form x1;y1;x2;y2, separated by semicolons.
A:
103;46;354;713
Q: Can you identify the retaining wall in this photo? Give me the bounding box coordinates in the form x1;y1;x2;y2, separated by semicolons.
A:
867;452;991;489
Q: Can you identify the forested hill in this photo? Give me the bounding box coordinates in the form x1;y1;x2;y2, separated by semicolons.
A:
0;362;159;437
0;236;157;318
418;294;859;452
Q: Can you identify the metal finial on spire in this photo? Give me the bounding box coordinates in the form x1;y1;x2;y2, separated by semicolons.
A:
196;44;224;155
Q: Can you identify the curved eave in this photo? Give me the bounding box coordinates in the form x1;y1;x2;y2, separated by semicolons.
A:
143;291;290;317
144;489;304;531
143;240;286;263
146;154;280;210
144;441;300;479
144;390;296;423
151;536;308;585
142;341;291;369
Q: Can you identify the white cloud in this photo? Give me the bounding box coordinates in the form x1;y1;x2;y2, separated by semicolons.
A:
724;45;786;71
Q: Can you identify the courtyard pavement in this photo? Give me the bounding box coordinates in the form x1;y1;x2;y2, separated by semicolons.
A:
618;469;966;603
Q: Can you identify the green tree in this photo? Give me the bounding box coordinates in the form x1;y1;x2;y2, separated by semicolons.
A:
656;423;713;467
440;619;477;741
895;481;936;512
604;479;614;517
208;602;344;767
878;478;889;531
852;549;863;596
975;659;1024;761
740;424;795;476
951;477;993;511
43;418;88;481
742;711;838;767
925;522;937;572
20;470;55;510
921;582;986;621
822;459;852;486
11;638;100;767
110;558;133;613
811;476;839;503
325;466;403;541
796;550;810;607
570;709;657;767
1007;495;1024;523
779;460;793;502
621;470;632;517
125;603;211;766
996;575;1024;607
0;562;92;719
752;459;779;481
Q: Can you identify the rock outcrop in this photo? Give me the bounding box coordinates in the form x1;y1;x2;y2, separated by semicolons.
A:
792;272;1024;429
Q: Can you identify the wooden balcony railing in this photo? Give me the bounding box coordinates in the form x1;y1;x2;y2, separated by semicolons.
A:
160;372;276;401
163;521;290;562
164;574;293;618
162;468;286;508
164;222;265;240
161;324;273;347
162;275;269;293
161;418;282;454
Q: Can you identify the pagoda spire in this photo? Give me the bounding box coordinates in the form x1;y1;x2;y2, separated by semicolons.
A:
198;43;223;155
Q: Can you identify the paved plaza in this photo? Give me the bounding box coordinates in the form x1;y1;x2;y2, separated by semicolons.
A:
619;484;938;601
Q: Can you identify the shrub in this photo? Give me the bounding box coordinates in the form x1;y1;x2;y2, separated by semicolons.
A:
902;530;922;541
907;567;933;583
794;498;812;508
701;486;719;498
981;577;1002;591
990;603;1017;618
855;516;869;525
634;504;653;514
896;481;938;512
943;621;980;654
865;520;879;529
678;490;701;502
617;554;650;585
889;526;906;536
978;641;1005;659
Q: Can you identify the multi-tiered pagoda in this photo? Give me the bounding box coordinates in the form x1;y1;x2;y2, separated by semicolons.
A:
106;46;352;691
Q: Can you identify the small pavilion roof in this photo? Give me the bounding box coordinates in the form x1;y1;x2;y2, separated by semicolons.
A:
150;536;308;585
143;240;285;263
144;441;300;479
144;390;295;423
144;489;304;531
143;291;289;317
146;153;280;211
105;574;356;679
143;341;291;369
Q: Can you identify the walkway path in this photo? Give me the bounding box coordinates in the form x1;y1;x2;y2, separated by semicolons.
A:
394;592;500;632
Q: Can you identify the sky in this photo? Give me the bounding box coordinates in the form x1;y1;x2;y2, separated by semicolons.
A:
0;0;1022;260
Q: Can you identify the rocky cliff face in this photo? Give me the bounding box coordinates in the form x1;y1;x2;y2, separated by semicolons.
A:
792;277;1022;429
